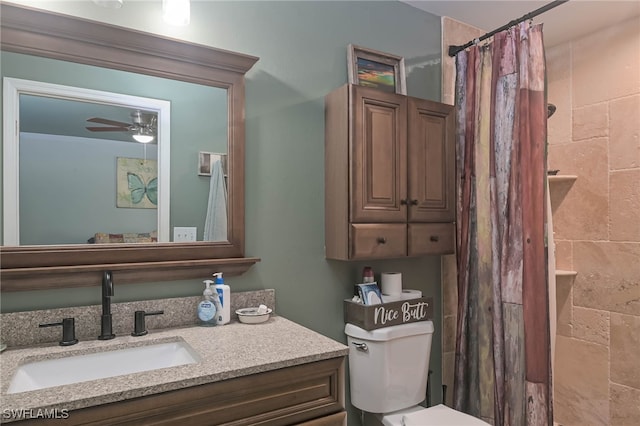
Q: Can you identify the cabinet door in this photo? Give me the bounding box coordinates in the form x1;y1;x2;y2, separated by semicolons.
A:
351;85;407;223
407;97;455;222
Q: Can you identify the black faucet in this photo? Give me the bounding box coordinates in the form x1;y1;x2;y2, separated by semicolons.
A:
98;271;115;340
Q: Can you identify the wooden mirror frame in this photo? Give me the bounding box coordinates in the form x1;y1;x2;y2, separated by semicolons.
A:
0;4;260;291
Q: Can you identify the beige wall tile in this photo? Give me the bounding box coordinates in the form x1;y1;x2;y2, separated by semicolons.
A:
573;242;640;315
572;103;608;141
442;351;455;407
554;336;609;425
610;95;640;170
442;254;458;317
556;278;573;337
546;15;639;425
443;314;456;352
610;383;640;426
547;43;572;145
605;17;640;100
572;307;609;346
610;169;640;241
610;313;640;389
548;139;609;240
546;43;571;81
572;17;640;107
441;17;483;106
554;240;573;270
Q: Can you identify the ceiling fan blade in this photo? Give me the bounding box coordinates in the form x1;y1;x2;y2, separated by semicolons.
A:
86;126;130;132
87;117;131;127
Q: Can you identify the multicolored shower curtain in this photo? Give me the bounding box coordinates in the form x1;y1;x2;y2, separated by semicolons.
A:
453;22;552;425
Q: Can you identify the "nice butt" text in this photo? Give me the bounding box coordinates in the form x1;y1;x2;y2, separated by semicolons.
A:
374;301;429;325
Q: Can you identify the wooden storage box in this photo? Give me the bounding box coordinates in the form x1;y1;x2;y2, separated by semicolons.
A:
344;296;433;331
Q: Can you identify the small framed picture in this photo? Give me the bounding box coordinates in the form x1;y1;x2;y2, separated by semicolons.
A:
198;152;213;176
198;151;227;177
347;44;406;95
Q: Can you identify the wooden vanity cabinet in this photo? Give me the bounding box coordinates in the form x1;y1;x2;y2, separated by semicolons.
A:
16;357;346;426
325;84;455;260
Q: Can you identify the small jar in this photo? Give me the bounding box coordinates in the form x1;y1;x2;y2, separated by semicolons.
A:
362;266;374;283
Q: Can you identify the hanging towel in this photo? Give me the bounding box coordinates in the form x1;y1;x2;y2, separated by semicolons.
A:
203;158;227;241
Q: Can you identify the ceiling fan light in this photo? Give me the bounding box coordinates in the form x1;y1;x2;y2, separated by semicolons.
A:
132;133;154;143
163;0;190;26
92;0;123;9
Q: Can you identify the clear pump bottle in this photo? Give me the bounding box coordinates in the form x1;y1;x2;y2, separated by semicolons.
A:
197;280;217;327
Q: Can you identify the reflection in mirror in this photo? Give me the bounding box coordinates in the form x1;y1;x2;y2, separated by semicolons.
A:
3;78;170;245
2;50;230;246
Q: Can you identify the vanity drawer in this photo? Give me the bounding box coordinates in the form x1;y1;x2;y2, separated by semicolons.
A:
350;224;406;259
17;357;345;426
408;223;455;256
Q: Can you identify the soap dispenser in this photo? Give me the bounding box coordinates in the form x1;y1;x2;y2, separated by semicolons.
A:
197;280;217;327
213;272;231;325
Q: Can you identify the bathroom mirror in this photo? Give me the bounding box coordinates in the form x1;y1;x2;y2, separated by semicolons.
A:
0;4;260;291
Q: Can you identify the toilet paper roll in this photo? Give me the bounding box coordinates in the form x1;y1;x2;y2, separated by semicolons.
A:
382;293;403;303
401;289;423;300
381;272;402;295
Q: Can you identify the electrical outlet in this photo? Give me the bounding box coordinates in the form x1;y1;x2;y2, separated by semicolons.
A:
174;227;197;242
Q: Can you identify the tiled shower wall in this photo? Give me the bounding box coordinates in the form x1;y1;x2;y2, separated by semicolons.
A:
441;15;640;425
546;16;640;425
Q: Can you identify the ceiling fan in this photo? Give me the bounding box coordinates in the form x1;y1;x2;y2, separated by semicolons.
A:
86;110;157;143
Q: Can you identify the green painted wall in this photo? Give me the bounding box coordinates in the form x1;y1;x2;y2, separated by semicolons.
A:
1;1;446;421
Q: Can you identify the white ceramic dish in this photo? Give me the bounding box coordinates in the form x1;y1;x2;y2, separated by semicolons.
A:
236;307;273;324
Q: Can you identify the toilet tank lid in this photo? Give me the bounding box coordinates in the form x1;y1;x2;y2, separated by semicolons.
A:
345;321;434;341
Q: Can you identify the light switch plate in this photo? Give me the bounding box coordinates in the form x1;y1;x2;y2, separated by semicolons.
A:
174;227;197;242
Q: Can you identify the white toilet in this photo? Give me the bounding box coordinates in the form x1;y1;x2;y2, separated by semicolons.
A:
345;321;490;426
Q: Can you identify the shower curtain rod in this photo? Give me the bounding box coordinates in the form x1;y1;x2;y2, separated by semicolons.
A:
447;0;569;57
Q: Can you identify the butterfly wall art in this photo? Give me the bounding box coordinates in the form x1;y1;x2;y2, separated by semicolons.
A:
116;157;158;209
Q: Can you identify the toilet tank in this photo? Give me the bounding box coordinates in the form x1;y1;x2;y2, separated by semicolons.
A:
345;321;434;414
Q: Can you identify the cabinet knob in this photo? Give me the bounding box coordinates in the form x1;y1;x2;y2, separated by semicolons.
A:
377;237;387;244
410;199;418;205
400;199;408;205
430;235;439;242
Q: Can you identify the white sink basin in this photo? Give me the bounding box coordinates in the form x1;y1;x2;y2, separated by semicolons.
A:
7;340;201;394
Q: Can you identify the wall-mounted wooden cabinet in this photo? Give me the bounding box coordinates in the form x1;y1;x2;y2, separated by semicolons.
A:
325;84;455;260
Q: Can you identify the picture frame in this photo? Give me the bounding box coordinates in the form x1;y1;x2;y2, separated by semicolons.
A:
347;44;406;95
116;157;158;209
198;151;227;177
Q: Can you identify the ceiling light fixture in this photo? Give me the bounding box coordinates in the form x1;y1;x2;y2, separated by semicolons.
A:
92;0;123;9
132;129;154;144
162;0;190;26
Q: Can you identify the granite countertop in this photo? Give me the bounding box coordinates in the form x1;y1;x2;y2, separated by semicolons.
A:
0;316;348;419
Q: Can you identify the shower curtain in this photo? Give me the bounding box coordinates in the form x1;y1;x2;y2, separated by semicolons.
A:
453;22;552;425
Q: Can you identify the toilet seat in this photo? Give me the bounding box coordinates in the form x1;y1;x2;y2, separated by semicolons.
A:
380;404;490;426
402;404;490;426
